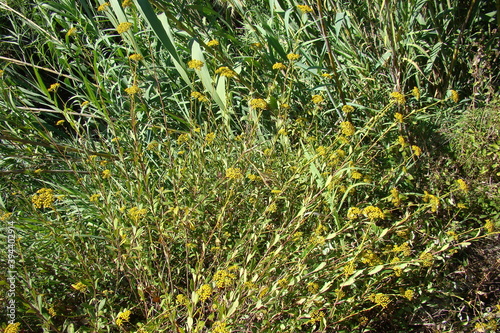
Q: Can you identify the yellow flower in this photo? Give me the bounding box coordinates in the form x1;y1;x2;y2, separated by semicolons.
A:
456;179;468;192
125;85;141;95
347;207;362;220
116;22;133;34
277;128;287;136
296;4;314;13
370;293;391;308
281;103;290;109
213;269;236;288
343;261;355;276
177;133;189;144
187;59;204;70
4;323;20;333
226;167;243;179
342;104;354;113
393;242;411;256
287;53;300;61
423;191;439;212
129;53;143;61
391;188;402;207
450;90;459;103
250;42;263;49
56;119;65;126
247;173;260;181
351;171;362;179
197;284;213;302
272;62;286;70
116;309;131;327
102;169;111;179
147;141;158;150
362;206;384;219
411;145;422;156
312;95;324;104
0;211;12;221
484;219;495;233
412;86;420;100
207;39;219;47
211;321;230;333
89;193;101;202
316;146;327;156
0;70;4;77
176;294;189;306
48;307;56;317
122;0;133;8
309;310;324;323
97;2;110;11
205;132;216;144
48;83;60;92
250;98;267;109
322;73;332;79
266;202;277;213
191;91;209;102
32;188;54;209
215;66;237;78
81;101;89;107
398;135;407;147
66;27;77;37
340;121;355;136
394;112;404;123
307;282;319;293
390;91;406;105
129;207;147;221
419;252;434;267
71;282;87;292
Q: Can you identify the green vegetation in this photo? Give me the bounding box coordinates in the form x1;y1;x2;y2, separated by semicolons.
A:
0;0;499;332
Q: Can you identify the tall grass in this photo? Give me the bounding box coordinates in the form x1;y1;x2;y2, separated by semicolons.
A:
0;0;499;332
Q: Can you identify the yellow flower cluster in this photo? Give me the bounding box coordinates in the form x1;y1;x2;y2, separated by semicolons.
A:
0;211;12;221
272;62;286;70
484;219;495;233
340;121;355;136
116;309;131;326
66;27;77;37
351;171;362;180
343;261;355;276
191;91;209;102
177;133;190;144
390;91;406;105
247;174;260;181
309;310;325;323
360;250;382;266
128;207;147;221
316;146;327;156
213;269;236;288
211;321;230;333
450;89;459;103
97;2;110;11
176;294;189;306
412;86;420;100
402;289;414;300
215;66;237;78
342;104;354;113
362;206;384;219
205;132;215;144
207;39;219;47
297;5;314;13
347;207;362;220
71;282;87;292
226;167;243;179
423;191;439;212
32;188;54;209
187;59;204;70
4;323;20;333
266;202;277;213
394;112;404;123
307;282;319;293
129;53;143;61
369;293;391;308
391;188;401;206
116;22;133;34
102;169;111;179
48;83;60;92
122;0;133;8
286;53;300;61
312;95;324;104
250;98;267;109
398;135;406;146
89;193;100;202
197;284;213;302
419;252;434;267
393;242;411;256
125;85;140;95
456;179;468;192
411;145;422;156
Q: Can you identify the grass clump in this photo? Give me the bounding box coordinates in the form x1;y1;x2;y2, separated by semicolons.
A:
0;0;499;332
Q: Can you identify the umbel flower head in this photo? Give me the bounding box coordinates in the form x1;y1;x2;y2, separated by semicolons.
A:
250;98;267;109
187;59;204;70
215;66;237;78
116;22;133;34
116;309;131;326
125;85;141;95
